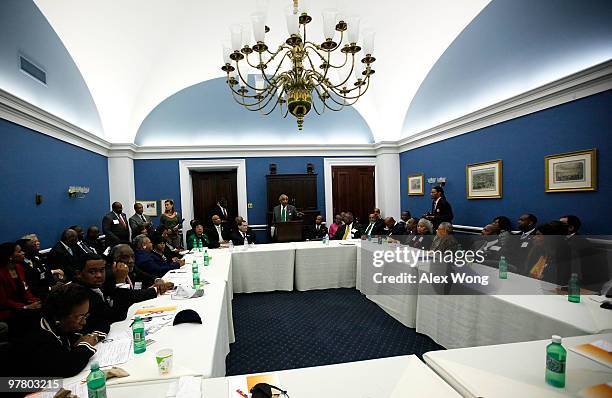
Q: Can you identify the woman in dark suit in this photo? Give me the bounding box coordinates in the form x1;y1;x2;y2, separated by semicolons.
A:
134;233;184;278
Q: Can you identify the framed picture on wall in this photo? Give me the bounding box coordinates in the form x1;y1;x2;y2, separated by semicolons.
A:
545;149;597;192
408;174;424;196
466;160;502;199
138;200;158;217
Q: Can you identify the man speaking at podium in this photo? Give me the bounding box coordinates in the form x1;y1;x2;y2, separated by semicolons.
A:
271;194;302;240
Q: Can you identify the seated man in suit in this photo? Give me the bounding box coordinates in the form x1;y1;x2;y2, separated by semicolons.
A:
129;202;153;236
102;202;130;247
134;234;184;278
48;229;79;281
70;225;97;256
332;212;362;240
18;238;61;300
509;213;538;271
372;208;385;234
472;223;504;267
306;215;328;240
207;215;231;248
231;220;257;246
429;222;459;252
384;217;407;240
84;226;104;255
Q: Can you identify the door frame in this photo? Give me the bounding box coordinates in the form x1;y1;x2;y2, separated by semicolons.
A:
324;157;377;226
179;159;247;238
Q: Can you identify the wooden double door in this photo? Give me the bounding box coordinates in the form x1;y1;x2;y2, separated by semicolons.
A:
191;170;237;224
331;166;375;225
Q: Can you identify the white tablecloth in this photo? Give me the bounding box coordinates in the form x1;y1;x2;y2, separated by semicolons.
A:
293;240;357;291
230;243;296;293
424;333;612;398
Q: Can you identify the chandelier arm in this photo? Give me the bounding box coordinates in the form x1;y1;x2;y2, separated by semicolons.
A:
234;61;266;92
227;77;275;99
257;53;291;89
227;80;276;104
304;44;350;70
228;88;268;109
229;89;278;112
317;54;356;90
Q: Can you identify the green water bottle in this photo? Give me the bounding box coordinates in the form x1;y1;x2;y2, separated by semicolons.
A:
132;316;146;354
193;269;200;289
87;361;107;398
191;259;198;274
204;249;209;266
545;335;566;388
498;256;508;279
568;273;580;303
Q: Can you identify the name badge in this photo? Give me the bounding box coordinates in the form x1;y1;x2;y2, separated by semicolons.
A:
437;208;440;212
40;272;46;280
134;282;142;290
113;219;120;225
521;242;529;248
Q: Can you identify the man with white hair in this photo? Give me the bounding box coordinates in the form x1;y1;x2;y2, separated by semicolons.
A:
430;222;459;252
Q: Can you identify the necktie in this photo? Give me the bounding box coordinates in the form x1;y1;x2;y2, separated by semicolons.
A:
342;224;350;240
222;207;227;218
67;246;73;256
80;242;92;254
365;223;373;236
281;206;286;222
217;225;222;240
141;214;146;222
118;213;126;228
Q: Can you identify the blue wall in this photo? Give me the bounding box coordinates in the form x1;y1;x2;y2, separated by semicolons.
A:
0;118;110;246
400;90;612;234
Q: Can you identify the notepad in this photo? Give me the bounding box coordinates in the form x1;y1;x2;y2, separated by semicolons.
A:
570;340;612;368
135;305;177;315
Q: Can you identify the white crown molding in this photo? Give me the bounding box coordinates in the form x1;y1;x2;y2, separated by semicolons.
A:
2;60;611;158
398;59;612;152
0;88;110;156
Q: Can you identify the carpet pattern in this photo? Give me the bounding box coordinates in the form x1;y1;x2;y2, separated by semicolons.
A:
226;288;444;376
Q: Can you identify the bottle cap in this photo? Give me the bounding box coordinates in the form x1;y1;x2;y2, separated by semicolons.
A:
552;335;562;344
134;315;141;321
90;361;100;370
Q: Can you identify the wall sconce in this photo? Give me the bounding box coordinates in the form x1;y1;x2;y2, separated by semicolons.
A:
68;186;90;199
427;177;447;187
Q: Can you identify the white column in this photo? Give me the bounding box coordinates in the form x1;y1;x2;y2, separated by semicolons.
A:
107;155;135;211
375;150;401;218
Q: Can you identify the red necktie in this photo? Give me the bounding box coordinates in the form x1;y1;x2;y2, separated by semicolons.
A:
118;214;126;228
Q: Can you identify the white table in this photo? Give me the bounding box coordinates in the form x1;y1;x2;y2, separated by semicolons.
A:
107;355;461;398
230;243;296;293
424;333;612;398
293;240;357;291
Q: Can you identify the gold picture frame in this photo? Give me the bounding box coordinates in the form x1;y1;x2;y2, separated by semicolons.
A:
545;149;597;192
408;174;424;196
466;160;502;199
137;200;158;217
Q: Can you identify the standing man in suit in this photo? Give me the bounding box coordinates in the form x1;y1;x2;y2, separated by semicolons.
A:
209;198;230;225
425;186;453;230
102;202;130;247
332;212;362;240
307;215;328;240
231;220;257;246
207;215;230;248
272;194;300;224
48;228;79;281
129;203;153;236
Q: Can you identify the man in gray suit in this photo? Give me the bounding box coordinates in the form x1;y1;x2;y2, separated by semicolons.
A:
129;202;153;236
272;194;300;224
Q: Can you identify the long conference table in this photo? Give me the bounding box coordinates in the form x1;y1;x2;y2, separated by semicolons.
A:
59;240;611;396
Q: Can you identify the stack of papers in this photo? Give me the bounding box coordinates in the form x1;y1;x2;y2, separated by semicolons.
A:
570;340;612;368
90;330;133;368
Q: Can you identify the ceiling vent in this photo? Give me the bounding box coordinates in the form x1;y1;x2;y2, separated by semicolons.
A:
19;55;47;85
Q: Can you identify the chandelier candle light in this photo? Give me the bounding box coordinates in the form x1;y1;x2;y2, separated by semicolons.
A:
221;0;376;130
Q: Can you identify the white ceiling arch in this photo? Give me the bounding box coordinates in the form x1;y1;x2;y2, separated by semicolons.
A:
33;0;490;144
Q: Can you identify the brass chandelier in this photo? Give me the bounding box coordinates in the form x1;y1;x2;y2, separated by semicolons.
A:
221;0;376;130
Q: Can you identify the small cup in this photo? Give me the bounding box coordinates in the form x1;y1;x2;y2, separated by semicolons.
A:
156;348;173;375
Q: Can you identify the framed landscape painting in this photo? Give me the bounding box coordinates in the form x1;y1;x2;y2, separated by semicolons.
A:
545;149;597;192
408;174;424;196
466;160;502;199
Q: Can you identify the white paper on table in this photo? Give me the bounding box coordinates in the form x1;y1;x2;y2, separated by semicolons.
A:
145;314;175;335
590;340;612;353
176;376;201;398
28;381;87;398
89;335;134;368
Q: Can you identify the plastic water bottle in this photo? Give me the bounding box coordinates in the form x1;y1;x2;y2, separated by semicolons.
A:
193;269;200;289
228;240;234;252
132;316;146;354
322;234;328;245
498;256;508;279
545;335;566;388
203;249;209;267
191;259;198;274
568;273;580;303
86;361;107;398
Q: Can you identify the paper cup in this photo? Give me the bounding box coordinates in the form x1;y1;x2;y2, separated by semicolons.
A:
156;348;173;375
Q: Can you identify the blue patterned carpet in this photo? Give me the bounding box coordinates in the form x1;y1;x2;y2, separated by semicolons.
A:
225;288;444;375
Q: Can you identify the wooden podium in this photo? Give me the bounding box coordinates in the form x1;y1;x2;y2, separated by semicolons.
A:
274;221;303;242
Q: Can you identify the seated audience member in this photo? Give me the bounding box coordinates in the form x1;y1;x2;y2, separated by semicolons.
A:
71;225;97;256
0;242;41;328
84;226;105;255
104;244;168;320
373;208;385;233
493;216;513;249
559;215;594;281
405;218;418;235
508;213;538;268
231;220;257;246
473;224;505;267
398;211;411;229
328;214;343;239
306;215;328;240
156;225;182;260
13;283;98;377
406;219;433;250
134;234;184;278
332;212;362;240
187;220;211;249
48;229;79;281
526;221;571;285
17;238;61;300
207;215;231;248
429;222;459;252
385;217;406;239
185;219;198;242
363;214;379;238
74;253;120;338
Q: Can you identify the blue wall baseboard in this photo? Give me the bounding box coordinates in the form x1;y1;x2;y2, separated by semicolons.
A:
0;118;110;246
400;90;612;234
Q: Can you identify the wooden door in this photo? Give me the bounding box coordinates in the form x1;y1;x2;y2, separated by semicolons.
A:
331;166;375;225
191;170;237;224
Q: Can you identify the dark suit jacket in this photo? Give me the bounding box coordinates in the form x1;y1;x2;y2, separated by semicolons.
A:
373;219;386;235
48;242;78;281
102;212;130;247
129;213;152;235
209;204;230;224
103;269;157;322
272;204;299;224
134;250;180;278
23;256;55;300
331;223;362;240
429;198;454;229
388;223;407;237
231;230;257;246
406;234;433;250
84;238;105;256
306;224;328;240
206;224;231;248
74;282;119;337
